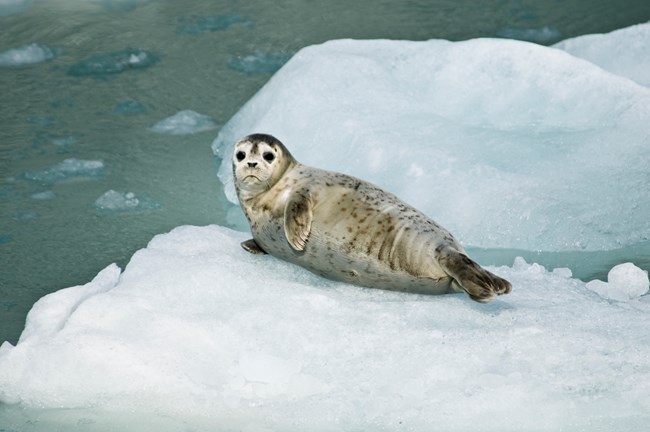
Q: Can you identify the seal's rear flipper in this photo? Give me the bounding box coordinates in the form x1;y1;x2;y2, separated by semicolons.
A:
241;239;267;255
436;246;512;303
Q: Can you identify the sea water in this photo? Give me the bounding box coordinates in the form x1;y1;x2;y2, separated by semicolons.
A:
1;0;650;430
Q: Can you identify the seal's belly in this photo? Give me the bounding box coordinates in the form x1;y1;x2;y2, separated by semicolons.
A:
251;197;459;295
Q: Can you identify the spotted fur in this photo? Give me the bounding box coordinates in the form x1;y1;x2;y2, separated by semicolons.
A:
232;134;512;302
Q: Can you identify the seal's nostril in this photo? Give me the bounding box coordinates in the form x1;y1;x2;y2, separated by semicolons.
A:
248;162;258;168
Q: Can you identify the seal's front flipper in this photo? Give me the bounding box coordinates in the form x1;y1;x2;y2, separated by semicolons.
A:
436;246;512;303
241;239;267;255
284;191;313;251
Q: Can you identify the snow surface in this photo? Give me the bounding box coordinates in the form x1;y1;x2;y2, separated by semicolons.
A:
0;43;55;68
212;32;650;253
1;225;649;431
150;109;217;135
554;21;650;87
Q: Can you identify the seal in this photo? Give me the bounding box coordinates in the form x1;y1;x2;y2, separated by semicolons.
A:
232;133;511;303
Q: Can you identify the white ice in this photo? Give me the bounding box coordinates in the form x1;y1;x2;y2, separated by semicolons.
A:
3;23;650;431
554;20;650;87
20;158;104;183
586;263;649;302
0;43;54;67
94;190;160;212
150;109;218;135
0;225;649;431
212;26;650;253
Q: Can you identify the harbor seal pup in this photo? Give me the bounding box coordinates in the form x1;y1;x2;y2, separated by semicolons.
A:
232;133;511;303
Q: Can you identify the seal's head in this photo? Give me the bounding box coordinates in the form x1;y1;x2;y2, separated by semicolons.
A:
233;134;295;199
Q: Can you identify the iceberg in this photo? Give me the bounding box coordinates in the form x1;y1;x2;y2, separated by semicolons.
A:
212;36;650;252
0;225;649;431
0;43;55;68
554;21;650;87
150;109;218;135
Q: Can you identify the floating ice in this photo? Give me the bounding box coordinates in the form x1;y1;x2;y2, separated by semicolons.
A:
228;51;294;75
150;109;217;135
176;13;252;35
67;48;158;77
554;21;650;87
50;135;76;147
212;34;650;252
20;159;104;183
13;211;38;221
94;190;160;212
0;43;55;68
0;225;648;431
26;116;54;127
0;0;31;17
586;262;650;302
30;191;55;200
113;100;146;115
95;0;151;12
496;26;562;43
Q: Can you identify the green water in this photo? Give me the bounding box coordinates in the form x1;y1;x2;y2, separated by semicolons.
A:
2;0;650;347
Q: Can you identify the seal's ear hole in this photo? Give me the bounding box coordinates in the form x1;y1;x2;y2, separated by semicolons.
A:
263;152;275;162
236;151;246;162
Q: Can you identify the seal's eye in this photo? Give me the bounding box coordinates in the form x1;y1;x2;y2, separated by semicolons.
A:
236;151;246;162
263;152;275;162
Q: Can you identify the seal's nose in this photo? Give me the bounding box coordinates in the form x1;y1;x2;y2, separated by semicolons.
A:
248;162;258;168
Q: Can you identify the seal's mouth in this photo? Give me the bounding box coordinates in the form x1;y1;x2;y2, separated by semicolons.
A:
241;174;262;183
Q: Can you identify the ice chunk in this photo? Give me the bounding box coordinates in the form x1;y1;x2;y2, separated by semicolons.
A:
554;21;650;87
0;225;649;430
228;51;294;74
94;190;160;212
496;26;562;43
13;211;38;221
0;43;55;68
95;0;151;12
113;100;146;115
26;116;54;126
176;13;252;34
20;159;104;183
212;36;650;252
586;262;649;301
67;48;158;77
50;135;77;147
150;109;217;135
30;191;55;200
0;0;31;17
